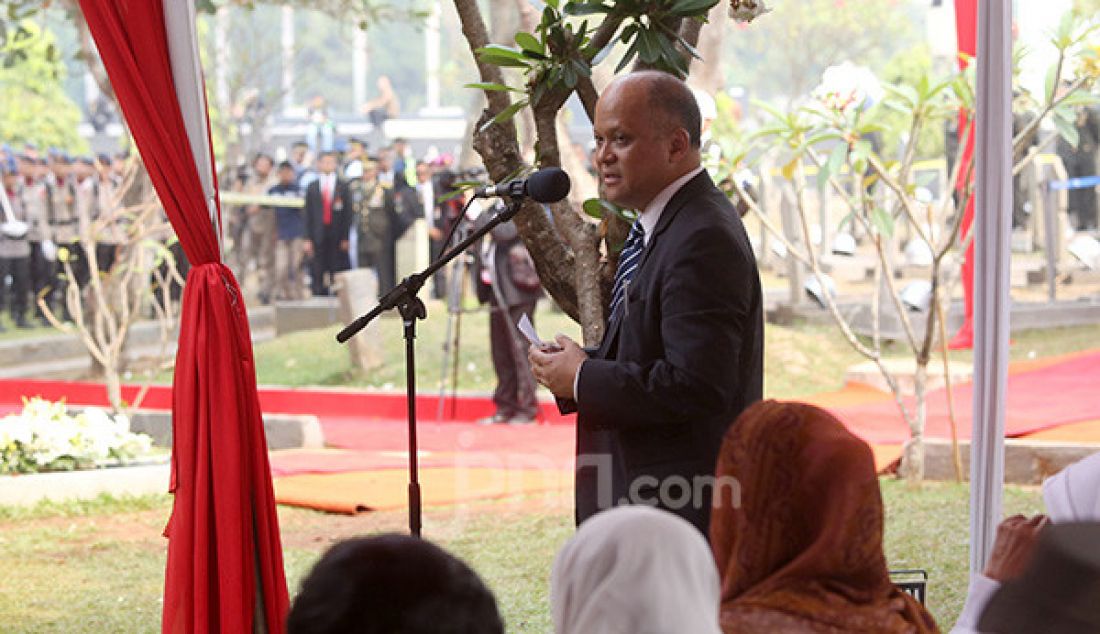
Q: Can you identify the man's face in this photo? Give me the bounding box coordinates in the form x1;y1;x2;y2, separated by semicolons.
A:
278;166;295;185
254;157;273;177
416;164;430;183
291;145;307;164
17;158;34;179
377;152;393;172
363;166;378;183
592;79;677;211
318;154;337;175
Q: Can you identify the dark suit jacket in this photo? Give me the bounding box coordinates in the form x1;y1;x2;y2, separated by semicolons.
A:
569;170;764;535
304;175;353;244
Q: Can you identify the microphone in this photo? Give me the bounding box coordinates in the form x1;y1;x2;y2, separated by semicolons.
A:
475;167;571;204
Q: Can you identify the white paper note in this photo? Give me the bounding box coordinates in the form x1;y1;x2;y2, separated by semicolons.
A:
517;313;543;346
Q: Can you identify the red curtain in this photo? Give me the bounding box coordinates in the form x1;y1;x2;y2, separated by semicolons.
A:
951;0;978;349
77;2;289;632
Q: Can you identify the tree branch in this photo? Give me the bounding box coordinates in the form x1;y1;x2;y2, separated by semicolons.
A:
456;0;583;323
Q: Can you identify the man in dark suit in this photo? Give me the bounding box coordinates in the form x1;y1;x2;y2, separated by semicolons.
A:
529;71;764;536
304;151;352;296
478;218;543;425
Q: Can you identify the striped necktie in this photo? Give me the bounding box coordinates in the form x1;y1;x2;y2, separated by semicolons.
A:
608;220;645;322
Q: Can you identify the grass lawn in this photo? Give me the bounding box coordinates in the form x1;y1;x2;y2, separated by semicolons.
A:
0;480;1044;633
246;301;1100;400
0;315;53;342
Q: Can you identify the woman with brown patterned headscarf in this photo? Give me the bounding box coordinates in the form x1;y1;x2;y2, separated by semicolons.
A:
710;400;939;633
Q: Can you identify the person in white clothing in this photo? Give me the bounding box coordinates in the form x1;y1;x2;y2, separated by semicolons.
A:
951;452;1100;633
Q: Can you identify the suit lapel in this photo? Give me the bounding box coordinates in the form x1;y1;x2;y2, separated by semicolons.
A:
635;170;712;272
597;170;715;357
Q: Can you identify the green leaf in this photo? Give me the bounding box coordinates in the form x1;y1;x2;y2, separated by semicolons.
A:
871;207;895;238
464;82;521;93
615;40;639;73
1053;114;1079;149
884;83;919;109
819;143;847;188
479;100;528;134
515;32;545;57
752;98;788;123
582;198;605;218
620;23;638;44
564;2;613;16
668;0;720;17
476;44;531;68
1059;91;1100;107
636;28;659;64
803;131;844;148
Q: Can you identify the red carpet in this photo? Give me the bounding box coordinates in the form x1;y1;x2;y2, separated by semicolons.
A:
0;380;574;424
829;350;1100;445
3;350;1098;513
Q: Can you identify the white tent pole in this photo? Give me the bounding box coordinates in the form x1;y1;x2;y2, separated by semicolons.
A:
163;0;223;258
968;0;1013;575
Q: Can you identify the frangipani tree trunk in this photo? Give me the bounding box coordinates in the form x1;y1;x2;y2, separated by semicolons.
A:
453;0;716;344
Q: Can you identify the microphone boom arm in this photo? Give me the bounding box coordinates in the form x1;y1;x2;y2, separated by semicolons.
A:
336;196;524;343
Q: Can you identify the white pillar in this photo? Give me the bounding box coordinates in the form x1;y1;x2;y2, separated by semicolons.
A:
214;5;231;113
425;0;442;111
969;0;1013;577
353;27;369;113
281;5;295;115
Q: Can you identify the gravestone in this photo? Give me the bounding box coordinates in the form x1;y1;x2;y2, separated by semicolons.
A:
333;268;383;371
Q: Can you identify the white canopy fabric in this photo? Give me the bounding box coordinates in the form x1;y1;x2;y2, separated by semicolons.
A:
968;0;1013;575
164;0;223;253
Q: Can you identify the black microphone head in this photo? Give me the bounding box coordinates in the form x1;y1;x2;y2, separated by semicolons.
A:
526;167;571;203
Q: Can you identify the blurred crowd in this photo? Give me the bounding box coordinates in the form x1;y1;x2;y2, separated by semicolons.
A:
224;136;473;303
0;142;150;332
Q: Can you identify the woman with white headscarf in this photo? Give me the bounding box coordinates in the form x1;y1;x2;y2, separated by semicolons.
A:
951;451;1100;633
550;505;722;634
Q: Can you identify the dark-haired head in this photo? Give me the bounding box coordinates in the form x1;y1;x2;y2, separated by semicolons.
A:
287;534;504;634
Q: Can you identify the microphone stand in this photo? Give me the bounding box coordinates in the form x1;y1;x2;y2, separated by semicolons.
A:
336;195;525;537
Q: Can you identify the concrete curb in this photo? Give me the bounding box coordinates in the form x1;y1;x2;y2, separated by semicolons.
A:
922;437;1100;484
129;409;324;451
0;462;170;506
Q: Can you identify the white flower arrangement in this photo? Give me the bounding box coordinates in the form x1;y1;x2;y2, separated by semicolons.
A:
0;398;154;474
813;61;885;114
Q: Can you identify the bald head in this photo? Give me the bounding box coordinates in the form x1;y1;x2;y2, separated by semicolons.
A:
610;71;702;149
593;72;702;210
